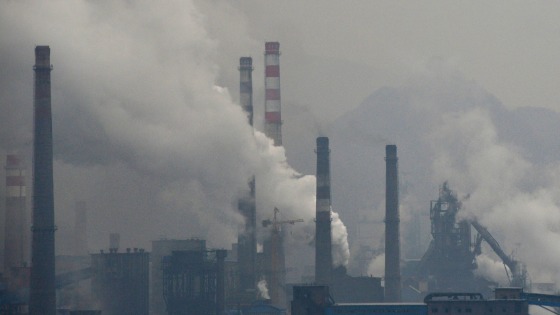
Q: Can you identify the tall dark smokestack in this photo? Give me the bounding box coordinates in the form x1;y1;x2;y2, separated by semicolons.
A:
30;45;56;315
315;137;332;285
237;57;256;292
384;145;401;302
4;154;29;275
264;42;282;146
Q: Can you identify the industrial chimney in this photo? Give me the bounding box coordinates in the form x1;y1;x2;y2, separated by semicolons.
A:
4;154;28;276
239;57;254;127
315;137;332;285
264;42;282;146
74;201;88;256
384;145;401;302
29;45;56;315
237;57;257;292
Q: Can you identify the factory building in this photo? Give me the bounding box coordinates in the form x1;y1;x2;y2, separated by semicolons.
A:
90;248;149;315
290;286;547;315
161;249;227;315
151;239;206;315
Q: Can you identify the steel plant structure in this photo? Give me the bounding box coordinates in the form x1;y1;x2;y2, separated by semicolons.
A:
162;249;227;315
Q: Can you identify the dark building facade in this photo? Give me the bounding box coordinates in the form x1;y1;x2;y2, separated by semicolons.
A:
91;249;149;315
162;249;227;315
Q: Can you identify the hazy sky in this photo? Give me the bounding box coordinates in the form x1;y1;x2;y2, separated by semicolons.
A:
2;0;560;287
225;1;560;121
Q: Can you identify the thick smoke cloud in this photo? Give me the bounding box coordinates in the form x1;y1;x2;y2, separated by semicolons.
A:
334;59;560;288
430;105;560;286
0;0;350;266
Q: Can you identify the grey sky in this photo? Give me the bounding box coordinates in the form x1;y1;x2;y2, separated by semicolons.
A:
228;1;560;119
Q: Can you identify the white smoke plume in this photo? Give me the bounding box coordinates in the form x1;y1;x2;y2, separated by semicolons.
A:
430;106;560;287
473;254;510;286
331;211;350;267
367;253;385;277
257;279;270;300
0;0;350;266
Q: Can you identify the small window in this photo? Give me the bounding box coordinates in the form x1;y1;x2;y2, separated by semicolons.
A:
432;308;439;313
466;308;472;313
445;308;449;313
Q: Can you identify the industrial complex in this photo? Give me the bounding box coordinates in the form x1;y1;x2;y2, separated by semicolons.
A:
0;41;558;315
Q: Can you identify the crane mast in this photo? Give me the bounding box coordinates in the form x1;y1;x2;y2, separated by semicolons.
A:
262;207;303;307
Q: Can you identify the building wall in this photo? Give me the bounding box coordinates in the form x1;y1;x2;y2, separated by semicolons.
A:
426;300;528;315
91;250;149;315
150;239;205;315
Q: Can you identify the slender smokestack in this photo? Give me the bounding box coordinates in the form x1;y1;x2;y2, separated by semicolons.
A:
4;154;28;275
239;57;254;127
384;145;401;302
74;201;88;256
30;45;56;315
216;249;227;315
109;232;120;253
315;137;332;285
264;42;282;146
237;57;256;292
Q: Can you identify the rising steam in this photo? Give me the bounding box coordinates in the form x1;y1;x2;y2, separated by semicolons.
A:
257;279;270;300
0;0;350;271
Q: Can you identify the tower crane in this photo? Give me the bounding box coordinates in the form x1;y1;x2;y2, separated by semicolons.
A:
262;207;303;307
262;207;304;230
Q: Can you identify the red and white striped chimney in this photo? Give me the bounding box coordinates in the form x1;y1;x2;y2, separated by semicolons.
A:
264;42;282;146
4;154;28;275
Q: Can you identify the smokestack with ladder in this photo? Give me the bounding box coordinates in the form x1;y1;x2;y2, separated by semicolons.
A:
384;145;401;302
315;137;332;285
30;46;56;315
237;57;257;292
4;154;29;276
264;42;282;146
